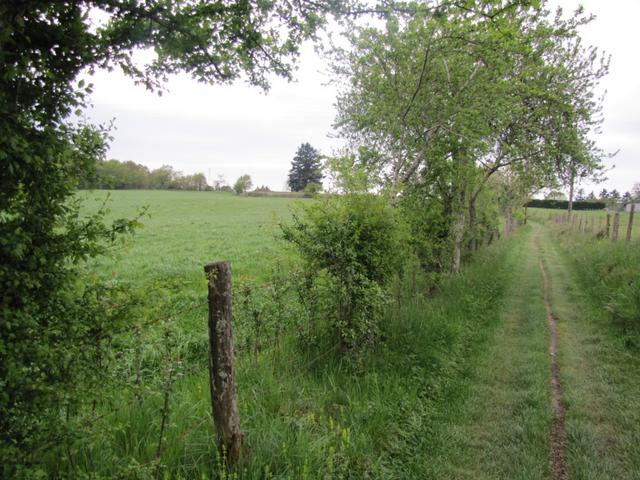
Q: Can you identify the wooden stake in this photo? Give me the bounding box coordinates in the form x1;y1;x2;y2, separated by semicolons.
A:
204;261;243;463
612;212;620;242
627;204;635;242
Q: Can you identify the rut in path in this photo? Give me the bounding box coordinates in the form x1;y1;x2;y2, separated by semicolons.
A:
539;256;568;480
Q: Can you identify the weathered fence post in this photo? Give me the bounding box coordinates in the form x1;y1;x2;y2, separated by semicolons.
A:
627;204;635;242
606;214;611;239
612;212;620;242
204;261;243;463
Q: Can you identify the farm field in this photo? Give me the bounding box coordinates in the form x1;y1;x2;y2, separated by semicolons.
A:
81;190;303;286
37;192;637;478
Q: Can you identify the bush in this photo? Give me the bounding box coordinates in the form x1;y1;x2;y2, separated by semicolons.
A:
303;182;322;197
281;194;408;353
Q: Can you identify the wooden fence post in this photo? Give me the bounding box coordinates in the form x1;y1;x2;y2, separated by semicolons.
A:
612;212;620;242
606;214;611;239
204;261;243;463
627;204;635;242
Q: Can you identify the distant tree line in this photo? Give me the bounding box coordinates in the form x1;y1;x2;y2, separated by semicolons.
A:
79;159;218;191
573;186;640;203
524;199;606;210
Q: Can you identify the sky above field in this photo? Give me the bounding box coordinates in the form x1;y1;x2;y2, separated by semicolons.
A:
84;1;639;194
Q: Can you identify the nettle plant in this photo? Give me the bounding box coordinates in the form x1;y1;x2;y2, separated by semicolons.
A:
282;193;408;354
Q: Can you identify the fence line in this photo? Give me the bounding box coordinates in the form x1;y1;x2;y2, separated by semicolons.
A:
539;210;636;243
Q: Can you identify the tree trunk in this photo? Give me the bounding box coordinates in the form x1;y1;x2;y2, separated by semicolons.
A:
505;205;513;236
451;208;465;274
467;193;478;253
567;167;575;219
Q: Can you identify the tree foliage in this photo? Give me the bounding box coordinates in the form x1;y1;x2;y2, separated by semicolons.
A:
287;142;323;192
331;0;608;272
233;174;253;194
82;159;210;190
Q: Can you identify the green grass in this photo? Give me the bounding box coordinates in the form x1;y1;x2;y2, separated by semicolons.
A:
53;193;640;479
53;190;528;479
535;224;640;478
421;226;552;480
81;190;303;286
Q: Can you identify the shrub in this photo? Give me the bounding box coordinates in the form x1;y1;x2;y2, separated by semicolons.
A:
282;194;408;353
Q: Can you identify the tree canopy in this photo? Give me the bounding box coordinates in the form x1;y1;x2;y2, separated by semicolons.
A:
233;174;253;194
331;0;608;271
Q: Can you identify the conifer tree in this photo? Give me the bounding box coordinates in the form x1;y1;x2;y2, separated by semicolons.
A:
287;143;323;192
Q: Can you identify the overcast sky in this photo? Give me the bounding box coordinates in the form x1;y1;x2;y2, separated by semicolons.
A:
85;1;638;194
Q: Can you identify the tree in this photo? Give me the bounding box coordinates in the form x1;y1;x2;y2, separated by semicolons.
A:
633;183;640;201
546;191;567;201
233;174;253;195
287;143;323;192
1;0;345;473
331;1;608;273
149;165;179;189
213;175;229;191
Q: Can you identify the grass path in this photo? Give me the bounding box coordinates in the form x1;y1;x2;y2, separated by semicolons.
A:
537;227;640;479
428;225;552;479
425;223;640;479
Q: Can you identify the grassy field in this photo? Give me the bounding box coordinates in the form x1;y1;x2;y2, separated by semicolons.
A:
56;190;522;478
47;193;639;479
81;190;303;285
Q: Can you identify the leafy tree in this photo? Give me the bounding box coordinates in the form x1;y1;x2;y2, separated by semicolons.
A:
633;183;640;201
622;191;632;203
610;189;621;200
233;174;253;194
331;1;608;273
599;189;609;199
546;191;567;201
0;0;344;474
213;174;229;191
149;165;179;189
287;143;323;192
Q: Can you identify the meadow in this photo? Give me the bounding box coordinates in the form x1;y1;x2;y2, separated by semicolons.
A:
34;194;639;479
81;190;303;285
50;189;522;479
